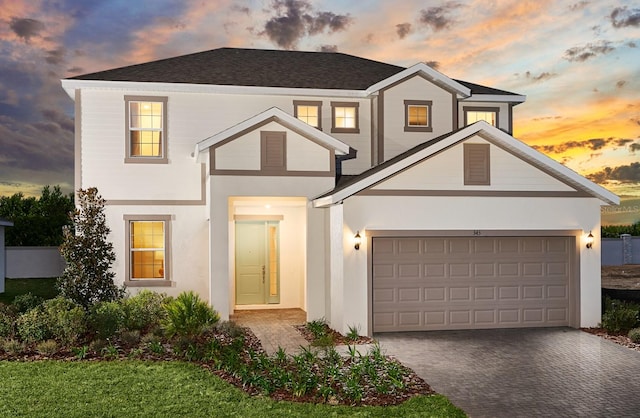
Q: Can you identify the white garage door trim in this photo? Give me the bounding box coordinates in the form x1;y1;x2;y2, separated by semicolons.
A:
367;230;580;333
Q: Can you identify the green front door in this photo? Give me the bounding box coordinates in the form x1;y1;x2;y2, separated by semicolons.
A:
235;221;280;305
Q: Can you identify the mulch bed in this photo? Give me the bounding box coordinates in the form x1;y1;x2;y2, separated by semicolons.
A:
582;328;640;352
294;323;375;345
0;326;434;407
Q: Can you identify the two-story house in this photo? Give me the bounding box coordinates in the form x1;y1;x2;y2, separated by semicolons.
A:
61;48;618;335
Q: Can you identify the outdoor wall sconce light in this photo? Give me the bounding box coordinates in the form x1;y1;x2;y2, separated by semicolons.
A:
354;231;362;250
586;231;594;249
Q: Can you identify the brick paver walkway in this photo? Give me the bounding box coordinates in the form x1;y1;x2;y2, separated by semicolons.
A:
231;309;309;355
377;328;640;417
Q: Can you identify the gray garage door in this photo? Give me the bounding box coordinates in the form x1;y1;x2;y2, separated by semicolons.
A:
372;236;574;332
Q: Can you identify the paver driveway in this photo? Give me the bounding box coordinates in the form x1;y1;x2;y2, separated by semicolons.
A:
376;328;640;417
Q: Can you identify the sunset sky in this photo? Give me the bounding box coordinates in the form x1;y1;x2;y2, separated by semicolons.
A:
0;0;639;202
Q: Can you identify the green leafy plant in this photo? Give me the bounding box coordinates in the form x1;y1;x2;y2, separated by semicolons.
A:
16;305;50;343
2;338;25;356
35;339;59;356
162;291;220;338
89;300;124;339
346;324;360;342
101;342;120;359
306;318;328;340
41;297;86;345
57;187;125;308
0;303;17;338
122;290;167;332
12;293;43;314
601;297;640;333
628;327;640;343
119;330;141;346
72;345;89;360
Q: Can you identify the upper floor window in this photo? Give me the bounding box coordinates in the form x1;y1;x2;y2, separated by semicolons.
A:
294;100;322;129
125;96;168;164
404;100;433;132
465;107;498;127
124;215;172;286
331;101;359;133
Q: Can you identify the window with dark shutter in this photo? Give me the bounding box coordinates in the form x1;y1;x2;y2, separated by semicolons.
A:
261;131;286;172
464;143;490;185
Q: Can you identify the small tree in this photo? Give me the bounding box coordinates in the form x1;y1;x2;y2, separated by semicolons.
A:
57;188;124;308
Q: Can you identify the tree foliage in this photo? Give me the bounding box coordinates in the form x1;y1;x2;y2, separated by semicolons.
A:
601;221;640;238
0;185;74;246
57;188;124;308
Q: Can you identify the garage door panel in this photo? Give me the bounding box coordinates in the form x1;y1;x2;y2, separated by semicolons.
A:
398;288;420;302
373;236;574;332
425;287;446;301
475;287;496;300
450;287;471;300
425;263;446;277
523;286;544;299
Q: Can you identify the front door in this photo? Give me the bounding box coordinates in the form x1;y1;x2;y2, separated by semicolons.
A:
235;221;280;305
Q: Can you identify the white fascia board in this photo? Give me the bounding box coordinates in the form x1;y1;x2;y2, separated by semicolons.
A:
366;63;471;97
194;107;350;157
60;79;368;99
0;219;13;227
462;94;527;103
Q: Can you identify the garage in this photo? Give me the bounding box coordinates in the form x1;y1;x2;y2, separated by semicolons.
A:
372;235;576;332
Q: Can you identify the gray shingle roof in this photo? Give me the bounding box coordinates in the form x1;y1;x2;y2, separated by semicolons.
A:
68;47;519;95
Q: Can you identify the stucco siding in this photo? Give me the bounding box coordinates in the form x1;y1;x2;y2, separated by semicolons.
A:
106;205;209;300
338;195;601;335
372;136;575;192
382;75;454;160
80;89;373;200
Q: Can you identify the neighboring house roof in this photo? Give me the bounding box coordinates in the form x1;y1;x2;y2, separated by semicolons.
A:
64;47;521;99
312;121;620;207
194;107;351;157
0;217;13;227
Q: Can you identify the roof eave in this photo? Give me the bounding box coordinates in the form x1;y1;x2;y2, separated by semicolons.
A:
195;107;351;158
60;79;369;99
313;121;620;207
462;94;527;104
366;63;471;98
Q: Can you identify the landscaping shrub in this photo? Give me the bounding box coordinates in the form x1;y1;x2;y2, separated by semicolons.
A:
0;303;17;338
2;338;25;356
36;340;59;356
162;291;220;338
17;305;50;343
122;290;166;332
89;300;125;339
42;297;86;345
628;328;640;343
601;297;640;333
12;293;43;314
57;187;125;308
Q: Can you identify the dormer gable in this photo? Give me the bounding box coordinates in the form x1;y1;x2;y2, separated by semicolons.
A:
195;107;351;177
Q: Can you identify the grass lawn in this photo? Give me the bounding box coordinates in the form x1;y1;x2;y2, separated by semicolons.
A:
0;361;465;417
0;277;58;304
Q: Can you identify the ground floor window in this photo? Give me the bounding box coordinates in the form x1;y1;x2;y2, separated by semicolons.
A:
124;215;171;285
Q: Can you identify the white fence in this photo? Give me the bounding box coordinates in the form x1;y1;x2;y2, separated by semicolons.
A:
5;246;65;278
602;235;640;266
